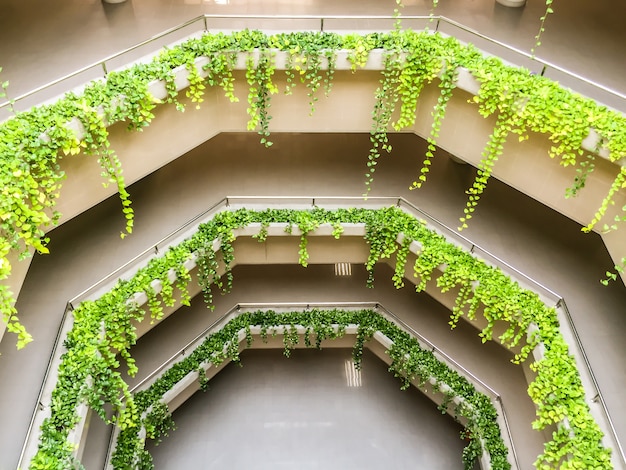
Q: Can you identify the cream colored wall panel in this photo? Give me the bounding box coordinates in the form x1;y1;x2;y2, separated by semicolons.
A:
48;73;626;268
56;91;228;224
306;237;370;264
53;72;381;229
263;237;302;264
414;85;494;165
268;72;380;133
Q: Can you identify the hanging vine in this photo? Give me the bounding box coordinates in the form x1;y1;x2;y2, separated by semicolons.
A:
565;151;596;199
3;27;626;351
411;58;459;189
458;107;516;230
364;52;404;196
531;0;556;56
585;166;626;234
245;50;278;148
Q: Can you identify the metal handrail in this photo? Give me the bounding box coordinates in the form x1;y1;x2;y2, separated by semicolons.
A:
1;14;625;115
67;196;230;307
129;301;498;397
121;301;519;469
0;15;206;113
20;196;624;468
432;16;626;106
63;194;562;307
396;197;624;466
556;299;626;463
373;303;498;396
15;302;75;468
372;302;520;469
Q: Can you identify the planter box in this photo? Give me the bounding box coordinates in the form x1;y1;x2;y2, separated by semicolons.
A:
454;66;482;96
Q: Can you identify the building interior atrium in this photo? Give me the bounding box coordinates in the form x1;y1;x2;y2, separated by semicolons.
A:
0;0;625;469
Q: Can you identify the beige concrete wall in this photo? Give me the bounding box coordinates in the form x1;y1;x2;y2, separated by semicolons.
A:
413;83;626;228
52;70;380;227
53;67;625;236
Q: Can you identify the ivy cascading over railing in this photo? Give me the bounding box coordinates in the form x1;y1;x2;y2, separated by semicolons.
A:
110;307;510;470
2;29;626;349
28;207;611;469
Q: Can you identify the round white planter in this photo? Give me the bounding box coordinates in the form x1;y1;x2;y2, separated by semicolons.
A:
103;0;127;4
495;0;526;6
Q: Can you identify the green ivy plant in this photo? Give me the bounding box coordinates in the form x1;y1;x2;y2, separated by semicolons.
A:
343;33;378;72
458;106;517;230
111;308;510;470
245;49;277;148
3;28;626;349
364;51;403;195
269;32;342;113
31;207;611;470
409;54;459;189
0;68;28;346
531;0;555;56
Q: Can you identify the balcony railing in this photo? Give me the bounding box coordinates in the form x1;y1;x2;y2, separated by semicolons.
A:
17;196;625;469
1;14;626;124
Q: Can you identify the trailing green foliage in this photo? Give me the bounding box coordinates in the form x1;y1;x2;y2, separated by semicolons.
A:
32;207;610;469
532;0;556;56
245;50;277;147
3;28;626;342
410;54;459;189
458;106;518;230
111;308;510;470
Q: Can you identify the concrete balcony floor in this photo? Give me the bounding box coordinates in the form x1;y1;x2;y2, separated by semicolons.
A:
0;133;625;468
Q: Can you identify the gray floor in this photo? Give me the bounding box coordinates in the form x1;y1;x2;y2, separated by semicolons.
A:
1;1;626;468
146;348;470;470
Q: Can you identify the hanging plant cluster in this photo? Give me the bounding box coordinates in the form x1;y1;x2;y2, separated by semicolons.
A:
112;308;510;470
3;29;626;347
30;207;611;469
2;30;626;347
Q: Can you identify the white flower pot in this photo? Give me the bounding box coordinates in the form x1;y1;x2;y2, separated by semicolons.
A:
495;0;526;6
